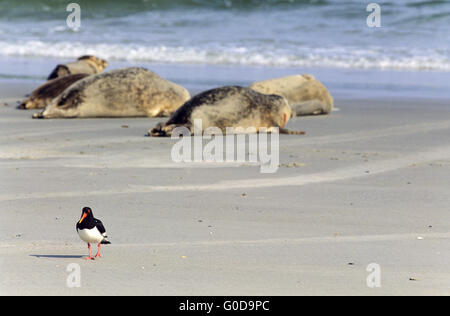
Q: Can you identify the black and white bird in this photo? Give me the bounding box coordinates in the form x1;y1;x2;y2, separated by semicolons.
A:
76;207;111;260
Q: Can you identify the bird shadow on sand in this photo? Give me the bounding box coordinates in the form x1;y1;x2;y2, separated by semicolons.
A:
30;254;84;259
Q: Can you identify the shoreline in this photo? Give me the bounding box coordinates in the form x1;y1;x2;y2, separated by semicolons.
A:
2;56;450;100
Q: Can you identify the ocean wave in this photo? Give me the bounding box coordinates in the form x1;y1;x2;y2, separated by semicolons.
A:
1;40;449;71
0;0;328;19
4;0;449;20
0;0;328;10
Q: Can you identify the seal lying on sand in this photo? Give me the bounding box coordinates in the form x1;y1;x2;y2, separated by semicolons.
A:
18;74;89;110
33;67;190;119
249;75;334;116
47;55;108;80
148;86;305;137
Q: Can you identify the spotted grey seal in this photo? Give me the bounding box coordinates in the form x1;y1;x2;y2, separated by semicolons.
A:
250;74;334;116
33;67;190;119
148;86;305;137
47;55;108;80
18;74;89;110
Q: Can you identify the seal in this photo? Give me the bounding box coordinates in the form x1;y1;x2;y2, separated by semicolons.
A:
33;67;190;119
148;86;305;137
47;55;108;80
249;74;334;116
18;74;90;110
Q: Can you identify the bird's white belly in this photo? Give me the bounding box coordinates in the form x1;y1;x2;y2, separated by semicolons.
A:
78;227;103;244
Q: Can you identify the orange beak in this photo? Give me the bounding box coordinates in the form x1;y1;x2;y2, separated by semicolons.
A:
79;212;87;224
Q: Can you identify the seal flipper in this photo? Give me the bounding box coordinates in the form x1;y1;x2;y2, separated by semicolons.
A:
32;112;44;119
147;122;166;137
148;123;191;137
47;65;70;80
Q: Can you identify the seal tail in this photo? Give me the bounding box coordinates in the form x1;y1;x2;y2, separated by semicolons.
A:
279;128;306;135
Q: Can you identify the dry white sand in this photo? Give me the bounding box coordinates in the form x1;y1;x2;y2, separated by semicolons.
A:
1;82;449;296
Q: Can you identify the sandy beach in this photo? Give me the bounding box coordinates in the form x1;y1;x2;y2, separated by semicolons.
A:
1;79;449;296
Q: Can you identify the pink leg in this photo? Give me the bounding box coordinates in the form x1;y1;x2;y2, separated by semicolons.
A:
83;243;94;260
95;243;101;258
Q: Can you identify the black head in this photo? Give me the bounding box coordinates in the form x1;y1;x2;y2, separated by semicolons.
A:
79;207;93;224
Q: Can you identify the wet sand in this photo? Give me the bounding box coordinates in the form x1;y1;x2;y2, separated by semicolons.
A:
0;82;449;295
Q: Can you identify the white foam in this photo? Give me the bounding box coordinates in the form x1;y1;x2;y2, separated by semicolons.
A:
1;40;450;71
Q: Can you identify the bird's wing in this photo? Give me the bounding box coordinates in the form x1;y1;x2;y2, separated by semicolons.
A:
95;219;107;235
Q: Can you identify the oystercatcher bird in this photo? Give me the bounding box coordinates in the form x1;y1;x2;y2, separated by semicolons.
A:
76;207;111;260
